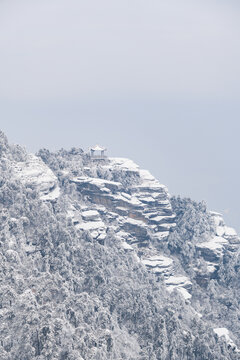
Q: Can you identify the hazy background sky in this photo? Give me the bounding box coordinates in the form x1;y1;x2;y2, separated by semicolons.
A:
0;0;240;230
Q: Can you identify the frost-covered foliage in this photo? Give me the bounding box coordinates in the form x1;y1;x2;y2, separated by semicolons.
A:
168;196;240;351
0;135;239;359
38;148;140;187
167;197;213;263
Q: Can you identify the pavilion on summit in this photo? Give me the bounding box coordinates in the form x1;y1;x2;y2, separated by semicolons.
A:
90;145;107;160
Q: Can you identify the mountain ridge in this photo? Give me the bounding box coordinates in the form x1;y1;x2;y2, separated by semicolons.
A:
0;131;239;359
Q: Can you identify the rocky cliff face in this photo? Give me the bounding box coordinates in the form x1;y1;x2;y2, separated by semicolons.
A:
0;132;239;360
71;157;175;240
68;157;195;301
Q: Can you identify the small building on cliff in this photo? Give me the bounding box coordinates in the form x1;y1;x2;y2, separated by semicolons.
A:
90;145;107;160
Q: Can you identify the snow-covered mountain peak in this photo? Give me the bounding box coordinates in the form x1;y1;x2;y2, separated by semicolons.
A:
0;136;239;359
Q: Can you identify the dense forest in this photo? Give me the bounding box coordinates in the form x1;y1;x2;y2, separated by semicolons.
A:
0;131;239;359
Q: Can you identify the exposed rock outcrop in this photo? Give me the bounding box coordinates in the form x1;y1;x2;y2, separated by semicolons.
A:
12;153;60;201
71;158;176;247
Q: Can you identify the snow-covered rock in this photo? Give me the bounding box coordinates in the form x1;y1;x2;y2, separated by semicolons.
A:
72;176;122;193
77;218;107;242
121;241;134;251
165;276;192;300
122;218;149;244
72;157;175;246
214;328;239;352
82;210;100;221
165;276;192;289
12;154;60;200
196;236;229;262
1;132;240;360
142;255;173;275
108;157;139;173
210;211;240;247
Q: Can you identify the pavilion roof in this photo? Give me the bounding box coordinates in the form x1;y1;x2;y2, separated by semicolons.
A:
90;145;106;151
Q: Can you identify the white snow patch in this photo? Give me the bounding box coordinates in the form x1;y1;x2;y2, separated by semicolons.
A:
97;233;106;241
149;214;175;222
165;276;192;300
137;196;155;203
165;276;192;288
216;226;225;237
197;236;228;252
175;287;192;300
224;226;237;237
77;221;105;231
121;192;132;200
114;193;142;206
116;231;131;240
108;158;170;198
81;210;100;221
212;214;224;227
108;157;139;172
139;169;156;182
41;186;60;201
214;327;230;338
125;218;147;227
159;223;176;230
207;263;217;273
142;255;173;275
166;285;192;300
13;154;59;199
73;176;121;190
121;242;134;251
214;328;238;350
209;211;222;217
152;231;169;240
142;255;173;268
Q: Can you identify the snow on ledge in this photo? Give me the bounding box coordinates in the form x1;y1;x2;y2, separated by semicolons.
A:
77;221;105;231
214;328;238;351
108;157;139;171
40;186;60;201
142;255;173;269
196;236;229;252
165;276;192;287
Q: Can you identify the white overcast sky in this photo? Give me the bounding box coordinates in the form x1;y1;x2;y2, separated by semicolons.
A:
0;0;240;230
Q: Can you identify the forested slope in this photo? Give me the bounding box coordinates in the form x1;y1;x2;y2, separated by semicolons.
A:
0;131;239;360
